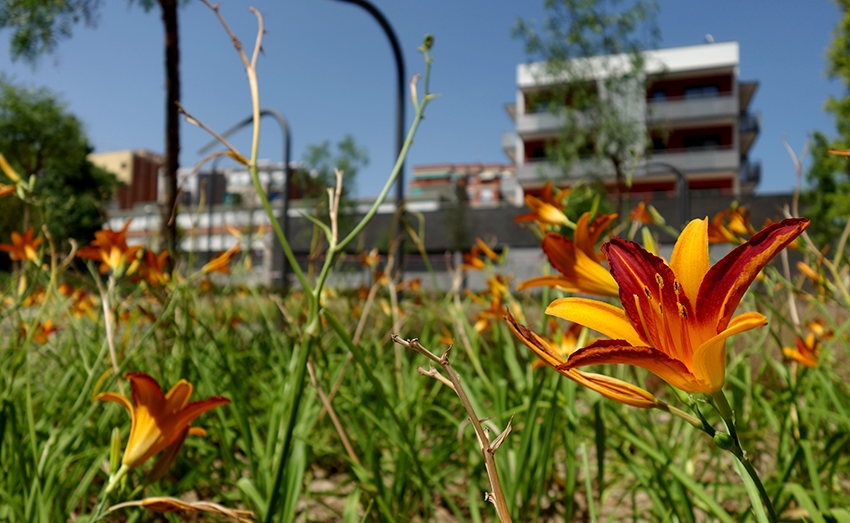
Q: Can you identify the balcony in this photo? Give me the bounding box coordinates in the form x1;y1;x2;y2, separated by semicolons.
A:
515;110;568;136
739;111;761;155
649;146;738;173
740;159;761;186
502;131;518;162
647;93;737;123
517;157;614;182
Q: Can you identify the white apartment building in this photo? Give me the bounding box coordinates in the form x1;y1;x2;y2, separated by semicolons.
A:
503;41;760;197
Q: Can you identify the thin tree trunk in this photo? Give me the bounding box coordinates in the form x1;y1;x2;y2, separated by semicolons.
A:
160;0;179;263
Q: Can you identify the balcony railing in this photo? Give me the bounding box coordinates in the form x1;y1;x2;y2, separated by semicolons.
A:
740;160;761;185
740;111;761;135
647;92;737;122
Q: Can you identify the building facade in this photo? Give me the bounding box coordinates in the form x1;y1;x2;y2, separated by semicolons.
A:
502;41;760;197
88;149;163;210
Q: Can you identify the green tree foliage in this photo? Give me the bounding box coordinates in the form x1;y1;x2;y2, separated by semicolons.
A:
513;0;660;212
0;78;117;248
0;0;100;63
0;0;185;261
295;135;369;240
299;135;369;197
804;0;850;247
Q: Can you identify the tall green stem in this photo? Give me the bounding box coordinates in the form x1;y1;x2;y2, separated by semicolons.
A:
712;390;779;523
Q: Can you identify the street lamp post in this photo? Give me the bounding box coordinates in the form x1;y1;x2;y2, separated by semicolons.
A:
330;0;406;277
199;108;292;288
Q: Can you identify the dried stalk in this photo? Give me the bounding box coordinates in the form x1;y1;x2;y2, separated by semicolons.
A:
391;336;513;523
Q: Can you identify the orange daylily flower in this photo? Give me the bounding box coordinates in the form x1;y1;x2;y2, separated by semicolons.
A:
360;248;380;269
139;250;170;286
806;318;834;339
23;287;46;307
629;201;654;224
548;217;809;394
96;372;229;468
514;182;571;229
77;221;143;275
476;237;500;262
783;333;820;368
0;229;43;262
202;243;240;274
0;183;14;198
23;319;59;344
519;212;619;297
462;245;487;271
514;195;569;228
507;312;662;408
109;497;253;522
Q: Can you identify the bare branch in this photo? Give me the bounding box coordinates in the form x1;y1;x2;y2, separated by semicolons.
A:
392;335;513;523
199;0;250;69
176;102;247;164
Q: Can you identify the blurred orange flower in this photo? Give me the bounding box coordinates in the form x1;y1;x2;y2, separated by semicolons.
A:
0;183;14;198
202;243;240;274
96;372;229;468
22;319;59;344
518;212;619;297
140;250;170;286
514;181;570;230
629;201;654;224
783;333;820;368
0;229;43;262
77;221;143;275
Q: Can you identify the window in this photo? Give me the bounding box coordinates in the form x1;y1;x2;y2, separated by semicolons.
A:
479;188;495;203
683;84;720;99
683;134;721;150
651;89;667;102
652;137;667;151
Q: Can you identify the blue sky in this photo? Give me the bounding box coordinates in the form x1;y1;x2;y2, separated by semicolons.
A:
0;1;843;197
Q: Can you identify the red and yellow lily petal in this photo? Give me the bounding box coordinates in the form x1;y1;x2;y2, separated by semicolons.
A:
506;312;661;408
546;298;644;347
695;217;809;332
574;212;617;260
518;233;619;297
96;372;229;468
783;333;819;368
555;217;808;394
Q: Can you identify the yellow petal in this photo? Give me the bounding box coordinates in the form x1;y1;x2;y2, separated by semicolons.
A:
546;298;644;347
670;218;709;306
692;311;767;392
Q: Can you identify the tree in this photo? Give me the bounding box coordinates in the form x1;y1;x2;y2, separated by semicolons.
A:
1;0;184;262
0;78;117;247
804;0;850;247
296;135;368;240
513;0;660;214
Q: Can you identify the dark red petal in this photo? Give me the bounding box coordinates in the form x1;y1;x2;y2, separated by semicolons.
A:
697;218;809;331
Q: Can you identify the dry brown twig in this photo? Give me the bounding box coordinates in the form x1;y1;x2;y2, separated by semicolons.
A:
391;335;513;523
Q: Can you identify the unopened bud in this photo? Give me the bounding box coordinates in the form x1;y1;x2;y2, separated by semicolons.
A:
713;431;734;451
109;427;122;474
423;34;434;50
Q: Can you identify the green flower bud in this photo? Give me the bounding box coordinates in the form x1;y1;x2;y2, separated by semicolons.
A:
713;431;734;451
109;427;122;475
423;34;434;50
